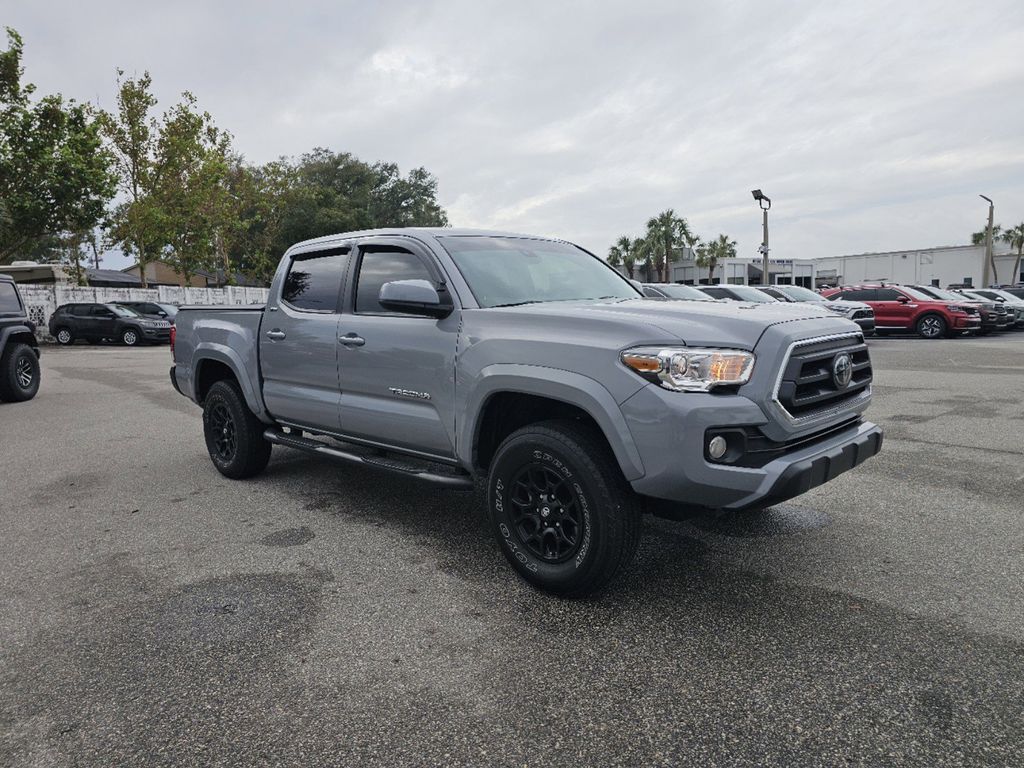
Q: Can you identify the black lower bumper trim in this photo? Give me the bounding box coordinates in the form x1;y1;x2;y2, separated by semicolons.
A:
744;425;883;510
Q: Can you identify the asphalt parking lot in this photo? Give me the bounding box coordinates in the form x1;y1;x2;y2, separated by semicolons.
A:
2;337;1023;766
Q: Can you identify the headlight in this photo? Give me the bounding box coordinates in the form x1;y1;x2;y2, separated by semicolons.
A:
823;304;850;314
620;347;755;392
946;305;967;313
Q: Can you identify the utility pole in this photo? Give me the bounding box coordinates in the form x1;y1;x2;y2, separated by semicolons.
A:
752;190;771;285
980;195;994;287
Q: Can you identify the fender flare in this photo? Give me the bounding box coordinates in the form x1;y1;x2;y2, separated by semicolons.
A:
459;364;645;481
191;342;269;420
0;324;38;355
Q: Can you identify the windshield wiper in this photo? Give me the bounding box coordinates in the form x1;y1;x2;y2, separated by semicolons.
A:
491;300;545;308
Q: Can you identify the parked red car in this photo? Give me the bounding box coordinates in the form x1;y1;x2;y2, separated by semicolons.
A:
820;284;981;339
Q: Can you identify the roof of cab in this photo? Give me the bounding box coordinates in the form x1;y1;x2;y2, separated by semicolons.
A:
288;227;572;252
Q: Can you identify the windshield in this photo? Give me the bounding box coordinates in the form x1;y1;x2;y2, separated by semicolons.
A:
899;286;937;301
439;236;640;307
110;304;140;317
157;304;179;316
655;284;713;300
978;289;1017;302
774;285;824;302
727;285;777;302
958;291;988;302
921;287;967;302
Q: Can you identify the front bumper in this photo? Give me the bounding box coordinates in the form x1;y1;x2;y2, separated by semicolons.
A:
952;315;982;330
143;327;171;342
619;384;882;510
853;317;876;334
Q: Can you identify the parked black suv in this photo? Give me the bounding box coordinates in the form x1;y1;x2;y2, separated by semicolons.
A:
48;303;172;346
116;301;179;321
0;275;41;401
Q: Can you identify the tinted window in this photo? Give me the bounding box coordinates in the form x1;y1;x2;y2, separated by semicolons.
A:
0;283;20;314
643;286;666;297
701;287;729;299
875;289;902;301
356;248;433;314
838;289;877;301
91;305;115;317
282;248;349;311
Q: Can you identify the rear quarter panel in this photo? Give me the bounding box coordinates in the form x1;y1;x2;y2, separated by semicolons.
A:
172;306;270;421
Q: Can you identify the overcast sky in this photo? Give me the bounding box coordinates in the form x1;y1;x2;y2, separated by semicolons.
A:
7;0;1024;269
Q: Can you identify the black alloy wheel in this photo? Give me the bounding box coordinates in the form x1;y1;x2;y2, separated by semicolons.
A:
507;464;585;563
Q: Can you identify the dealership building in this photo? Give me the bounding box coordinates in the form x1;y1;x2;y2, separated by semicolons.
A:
661;243;1019;289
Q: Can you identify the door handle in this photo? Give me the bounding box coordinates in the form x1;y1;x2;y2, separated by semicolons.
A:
266;329;286;341
339;333;365;347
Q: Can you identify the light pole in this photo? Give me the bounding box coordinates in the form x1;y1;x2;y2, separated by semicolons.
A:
980;194;994;287
752;189;771;285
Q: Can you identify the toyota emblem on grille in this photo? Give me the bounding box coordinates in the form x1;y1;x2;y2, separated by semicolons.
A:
832;353;853;388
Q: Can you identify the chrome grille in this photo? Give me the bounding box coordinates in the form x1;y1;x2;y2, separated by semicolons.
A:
775;334;872;419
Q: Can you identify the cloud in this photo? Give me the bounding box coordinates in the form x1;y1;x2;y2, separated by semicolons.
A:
7;0;1024;267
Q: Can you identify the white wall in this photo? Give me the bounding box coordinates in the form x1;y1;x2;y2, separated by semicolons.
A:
18;284;270;342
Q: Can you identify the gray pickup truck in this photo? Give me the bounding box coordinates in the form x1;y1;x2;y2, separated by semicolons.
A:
171;229;882;595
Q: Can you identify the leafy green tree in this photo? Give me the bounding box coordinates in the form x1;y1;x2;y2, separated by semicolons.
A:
99;70;162;285
222;159;293;285
1002;223;1024;284
606;244;622;268
695;233;737;283
0;28;115;264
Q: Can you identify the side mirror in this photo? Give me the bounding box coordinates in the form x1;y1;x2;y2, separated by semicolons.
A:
379;279;453;318
896;296;910;303
628;279;643;292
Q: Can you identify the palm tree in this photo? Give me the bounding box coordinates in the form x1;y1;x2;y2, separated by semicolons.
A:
1002;223;1024;285
607;244;623;268
614;235;638;279
644;209;695;282
695;234;737;283
972;223;1002;245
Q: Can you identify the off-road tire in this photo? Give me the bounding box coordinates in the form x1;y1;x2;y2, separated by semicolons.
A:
487;419;641;597
916;313;947;339
202;379;272;479
0;343;40;402
54;327;74;345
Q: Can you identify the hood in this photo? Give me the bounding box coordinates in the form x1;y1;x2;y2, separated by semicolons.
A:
485;298;852;350
821;299;870;311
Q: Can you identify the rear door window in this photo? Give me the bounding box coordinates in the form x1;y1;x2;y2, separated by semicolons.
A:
840;289;878;301
0;283;21;315
281;247;350;312
875;289;902;301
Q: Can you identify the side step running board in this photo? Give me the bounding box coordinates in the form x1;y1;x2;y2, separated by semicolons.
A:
263;428;475;490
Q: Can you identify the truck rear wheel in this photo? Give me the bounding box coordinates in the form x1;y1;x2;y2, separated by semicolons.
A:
202;380;272;479
486;419;641;597
0;343;40;402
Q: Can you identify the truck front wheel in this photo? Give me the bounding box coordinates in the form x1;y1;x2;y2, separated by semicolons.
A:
487;420;641;597
202;380;272;479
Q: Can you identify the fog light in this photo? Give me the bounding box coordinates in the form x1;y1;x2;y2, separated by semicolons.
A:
708;435;728;460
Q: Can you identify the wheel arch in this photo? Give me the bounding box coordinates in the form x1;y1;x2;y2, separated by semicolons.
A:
192;344;268;421
0;325;39;354
462;365;645;480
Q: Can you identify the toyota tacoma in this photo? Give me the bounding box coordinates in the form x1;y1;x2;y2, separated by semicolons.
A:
170;229;882;596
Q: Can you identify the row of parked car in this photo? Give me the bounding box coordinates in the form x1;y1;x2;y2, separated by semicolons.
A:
640;282;1024;339
47;301;178;346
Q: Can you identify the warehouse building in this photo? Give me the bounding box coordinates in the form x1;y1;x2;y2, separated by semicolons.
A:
640;243;1020;289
